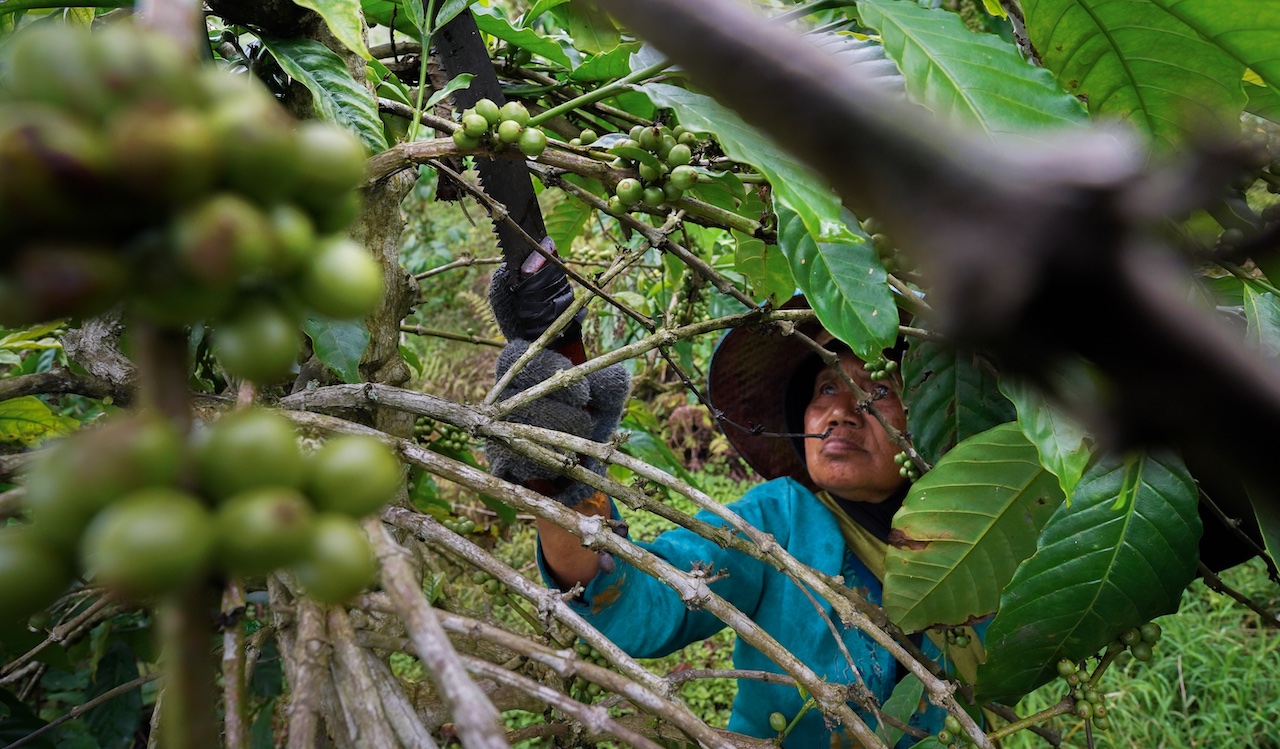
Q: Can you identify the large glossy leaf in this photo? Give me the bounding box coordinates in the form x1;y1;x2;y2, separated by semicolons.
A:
1242;282;1280;358
884;423;1064;633
999;376;1091;498
1019;0;1246;147
550;0;621;55
777;207;898;360
303;316;370;384
262;38;389;152
1247;82;1280;125
570;43;640;82
858;0;1086;141
1250;487;1280;579
902;339;1015;465
287;0;370;58
472;7;572;68
1149;1;1280;97
0;396;78;446
976;452;1202;703
641;82;844;240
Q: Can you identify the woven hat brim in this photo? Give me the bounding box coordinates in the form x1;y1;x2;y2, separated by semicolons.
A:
707;297;824;484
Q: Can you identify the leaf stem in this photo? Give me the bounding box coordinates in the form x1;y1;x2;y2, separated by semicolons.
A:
527;58;672;128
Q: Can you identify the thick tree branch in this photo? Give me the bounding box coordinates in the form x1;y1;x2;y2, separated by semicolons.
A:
0;367;132;406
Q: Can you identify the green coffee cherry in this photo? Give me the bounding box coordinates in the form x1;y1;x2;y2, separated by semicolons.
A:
496;119;523;144
499;101;530;125
768;712;787;732
517;126;547;157
474;98;501;125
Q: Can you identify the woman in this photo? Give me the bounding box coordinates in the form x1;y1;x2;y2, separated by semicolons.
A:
486;275;954;746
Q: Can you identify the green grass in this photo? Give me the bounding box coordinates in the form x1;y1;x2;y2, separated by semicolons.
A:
1003;558;1280;748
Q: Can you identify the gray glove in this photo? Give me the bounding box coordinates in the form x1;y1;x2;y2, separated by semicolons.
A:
486;256;630;507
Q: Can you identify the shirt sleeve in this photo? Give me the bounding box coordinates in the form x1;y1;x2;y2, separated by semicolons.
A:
538;480;797;659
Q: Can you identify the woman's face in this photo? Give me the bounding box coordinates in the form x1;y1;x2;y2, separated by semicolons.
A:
803;356;907;503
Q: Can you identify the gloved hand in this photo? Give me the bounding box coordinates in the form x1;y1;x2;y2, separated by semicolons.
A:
485;242;630;507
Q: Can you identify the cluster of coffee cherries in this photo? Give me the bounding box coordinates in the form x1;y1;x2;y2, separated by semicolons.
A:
864;356;898;381
1055;658;1112;729
414;416;474;455
604;123;701;215
0;408;401;619
859;217;917;275
451;98;548;159
935;714;973;746
570;639;612;701
893;451;921;482
943;626;972;648
0;23;382;383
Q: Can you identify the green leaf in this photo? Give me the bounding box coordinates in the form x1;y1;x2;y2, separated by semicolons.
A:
1250;486;1280;581
303;317;370;384
641;82;844;239
523;0;570;26
1242;281;1280;357
618;416;696;486
435;0;473;31
976;451;1202;703
472;7;572;68
261;37;389;153
0;688;55;749
546;181;597;254
999;376;1092;498
0;396;77;446
1148;1;1280;104
879;674;924;748
884;423;1064;633
570;43;641;82
607;144;663;171
400;0;426;35
902;338;1015;464
287;0;371;58
550;0;620;55
0;321;64;350
425;72;474;111
857;0;1086;140
1246;81;1280;125
84;640;141;749
1019;0;1245;147
777;207;898;360
733;230;794;304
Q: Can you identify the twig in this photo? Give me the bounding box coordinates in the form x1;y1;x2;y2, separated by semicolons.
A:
222;580;249;749
4;672;161;749
364;653;441;749
1198;561;1280;627
2;594;118;678
284;594;330;749
363;517;510;749
0;367;132;406
327;608;400;749
400;325;504;348
413;255;504;281
461;655;667;749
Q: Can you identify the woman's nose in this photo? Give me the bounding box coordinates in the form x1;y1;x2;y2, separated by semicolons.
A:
827;390;864;424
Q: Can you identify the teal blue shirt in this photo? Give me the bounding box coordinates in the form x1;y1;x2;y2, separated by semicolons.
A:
544;477;956;747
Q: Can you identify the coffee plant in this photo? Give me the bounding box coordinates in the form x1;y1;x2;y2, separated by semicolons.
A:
1;0;1278;747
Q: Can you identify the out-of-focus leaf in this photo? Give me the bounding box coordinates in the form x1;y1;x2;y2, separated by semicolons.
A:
303;317;370;384
262;38;389;152
884;424;1064;633
777;207;897;361
976;452;1202;703
0;396;78;446
903;339;1015;465
1019;0;1245;148
288;0;371;58
859;0;1086;142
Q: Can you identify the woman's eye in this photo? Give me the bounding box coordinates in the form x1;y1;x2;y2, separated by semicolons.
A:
819;382;839;395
